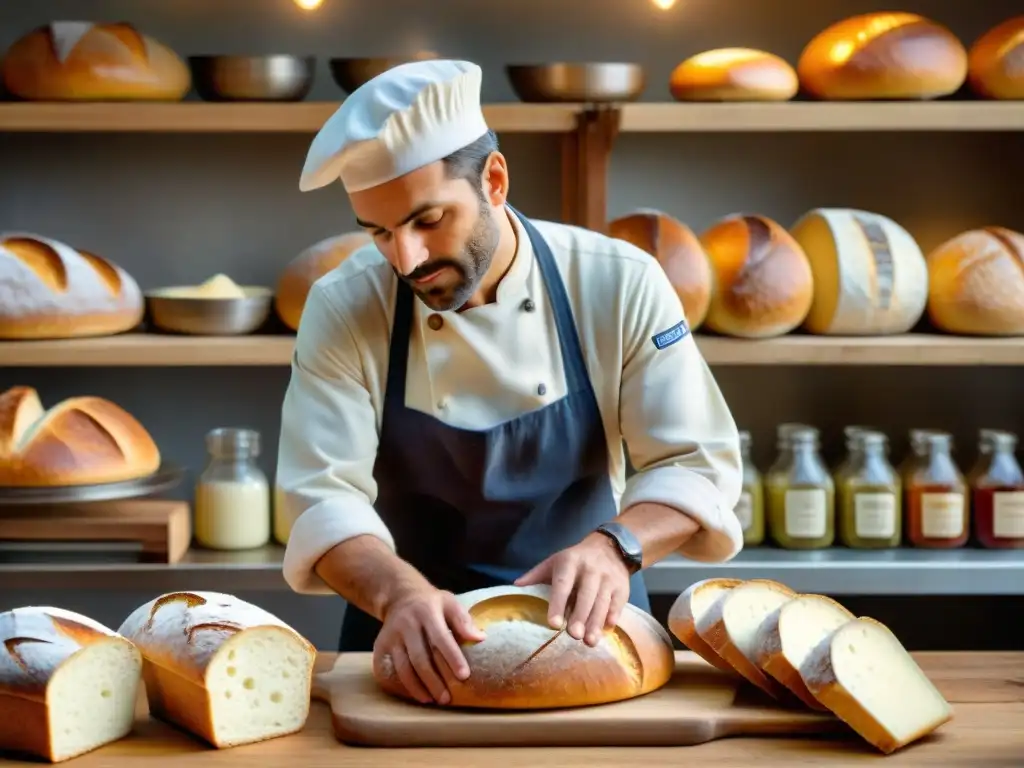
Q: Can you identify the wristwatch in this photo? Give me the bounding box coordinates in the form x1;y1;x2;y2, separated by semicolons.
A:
594;521;643;574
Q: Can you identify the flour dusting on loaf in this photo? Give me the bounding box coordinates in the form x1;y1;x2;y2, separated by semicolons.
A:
0;606;142;762
118;591;315;749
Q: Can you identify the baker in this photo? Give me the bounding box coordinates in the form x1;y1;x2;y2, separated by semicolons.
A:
277;59;744;706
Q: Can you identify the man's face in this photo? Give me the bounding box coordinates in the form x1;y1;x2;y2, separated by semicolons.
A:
349;160;500;312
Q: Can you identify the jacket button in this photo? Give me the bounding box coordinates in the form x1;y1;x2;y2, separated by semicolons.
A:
537;383;547;396
521;298;535;312
427;314;444;331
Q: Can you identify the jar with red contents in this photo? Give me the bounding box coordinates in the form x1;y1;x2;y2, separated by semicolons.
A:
968;429;1024;549
905;432;969;549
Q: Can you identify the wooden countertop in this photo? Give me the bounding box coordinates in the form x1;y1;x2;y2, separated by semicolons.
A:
5;652;1021;766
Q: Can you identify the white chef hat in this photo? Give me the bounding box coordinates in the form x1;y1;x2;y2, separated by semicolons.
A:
299;59;490;193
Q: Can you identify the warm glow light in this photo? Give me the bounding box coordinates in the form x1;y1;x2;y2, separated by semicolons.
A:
293;0;324;10
651;0;677;9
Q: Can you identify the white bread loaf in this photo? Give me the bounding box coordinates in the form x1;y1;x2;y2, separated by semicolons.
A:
1;22;190;101
967;16;1024;100
0;386;161;487
373;585;675;709
0;607;142;763
797;13;968;100
926;227;1024;336
699;214;814;338
0;232;144;340
694;579;797;701
117;591;316;748
752;593;855;710
799;617;953;754
791;208;928;336
608;209;712;330
666;577;742;674
274;232;372;331
669;48;799;101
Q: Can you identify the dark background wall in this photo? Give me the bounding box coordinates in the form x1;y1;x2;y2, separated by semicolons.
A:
1;0;1021;650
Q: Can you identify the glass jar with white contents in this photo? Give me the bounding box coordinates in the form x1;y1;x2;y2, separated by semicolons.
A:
194;428;271;550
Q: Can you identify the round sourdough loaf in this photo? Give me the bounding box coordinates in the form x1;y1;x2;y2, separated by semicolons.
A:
797;13;968;100
967;16;1024;99
669;48;799;101
373;584;675;709
608;209;712;330
2;22;190;100
274;232;372;331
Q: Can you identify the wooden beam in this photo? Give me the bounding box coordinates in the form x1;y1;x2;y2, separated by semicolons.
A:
560;107;621;233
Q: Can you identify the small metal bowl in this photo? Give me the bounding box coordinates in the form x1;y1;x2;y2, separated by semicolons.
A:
329;54;439;94
145;288;274;336
506;62;646;103
189;55;315;102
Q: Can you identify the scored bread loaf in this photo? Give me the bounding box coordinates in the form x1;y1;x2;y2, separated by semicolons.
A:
694;579;798;701
669;48;799;102
699;214;814;339
274;232;372;331
0;232;144;340
797;13;968;100
117;591;316;748
608;209;712;330
667;577;742;674
373;584;675;709
752;593;855;710
799;617;953;754
2;22;190;101
0;386;161;487
967;16;1024;100
791;208;928;336
0;606;142;763
926;227;1024;336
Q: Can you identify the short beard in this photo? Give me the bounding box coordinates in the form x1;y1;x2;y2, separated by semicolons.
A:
403;198;500;312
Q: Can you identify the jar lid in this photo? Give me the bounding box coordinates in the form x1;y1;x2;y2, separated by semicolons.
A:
979;428;1017;449
206;427;261;458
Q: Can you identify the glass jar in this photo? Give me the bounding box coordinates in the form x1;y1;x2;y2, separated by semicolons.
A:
736;430;765;546
273;482;291;544
898;429;940;485
767;426;835;549
833;425;872;487
194;428;271;550
968;429;1024;549
905;432;968;549
837;430;902;549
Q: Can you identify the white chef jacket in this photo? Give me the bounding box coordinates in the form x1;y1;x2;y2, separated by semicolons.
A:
277;211;744;594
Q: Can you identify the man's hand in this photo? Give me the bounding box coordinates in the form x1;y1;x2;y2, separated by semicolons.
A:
374;587;486;705
514;533;631;647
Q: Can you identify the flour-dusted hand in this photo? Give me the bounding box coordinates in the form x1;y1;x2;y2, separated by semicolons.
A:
374;587;486;705
515;534;631;647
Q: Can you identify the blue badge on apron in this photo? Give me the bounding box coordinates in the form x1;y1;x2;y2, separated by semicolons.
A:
651;319;689;350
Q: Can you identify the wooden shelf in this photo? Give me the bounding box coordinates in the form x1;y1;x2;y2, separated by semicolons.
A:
0;102;581;133
3;332;1022;367
618;101;1024;132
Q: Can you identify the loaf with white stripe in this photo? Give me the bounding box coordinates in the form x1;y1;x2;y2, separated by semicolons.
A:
117;591;316;748
791;208;928;335
0;607;142;763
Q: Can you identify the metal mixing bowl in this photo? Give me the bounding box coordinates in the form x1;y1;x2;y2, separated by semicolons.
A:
506;62;646;103
189;55;315;102
329;54;439;94
145;288;274;336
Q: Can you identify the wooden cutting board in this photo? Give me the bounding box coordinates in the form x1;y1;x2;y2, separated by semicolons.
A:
311;650;850;747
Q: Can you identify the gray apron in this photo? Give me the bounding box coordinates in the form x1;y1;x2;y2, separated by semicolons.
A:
337;206;650;652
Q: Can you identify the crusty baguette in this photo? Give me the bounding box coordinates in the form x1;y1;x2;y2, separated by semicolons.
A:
752;593;855;709
0;232;144;340
0;606;142;763
0;386;160;487
799;617;953;754
373;584;675;709
667;577;743;674
118;591;316;749
2;22;190;101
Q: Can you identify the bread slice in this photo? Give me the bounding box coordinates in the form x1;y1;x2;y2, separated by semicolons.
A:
799;617;952;754
752;594;854;709
0;606;142;763
667;578;742;674
695;579;798;700
118;591;316;748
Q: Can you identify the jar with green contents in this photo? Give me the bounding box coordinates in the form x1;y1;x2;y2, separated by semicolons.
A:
735;430;765;546
765;423;811;486
767;426;835;549
833;425;872;487
838;430;902;549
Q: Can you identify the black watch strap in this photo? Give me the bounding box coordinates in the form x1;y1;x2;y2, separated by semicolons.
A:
594;521;643;574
